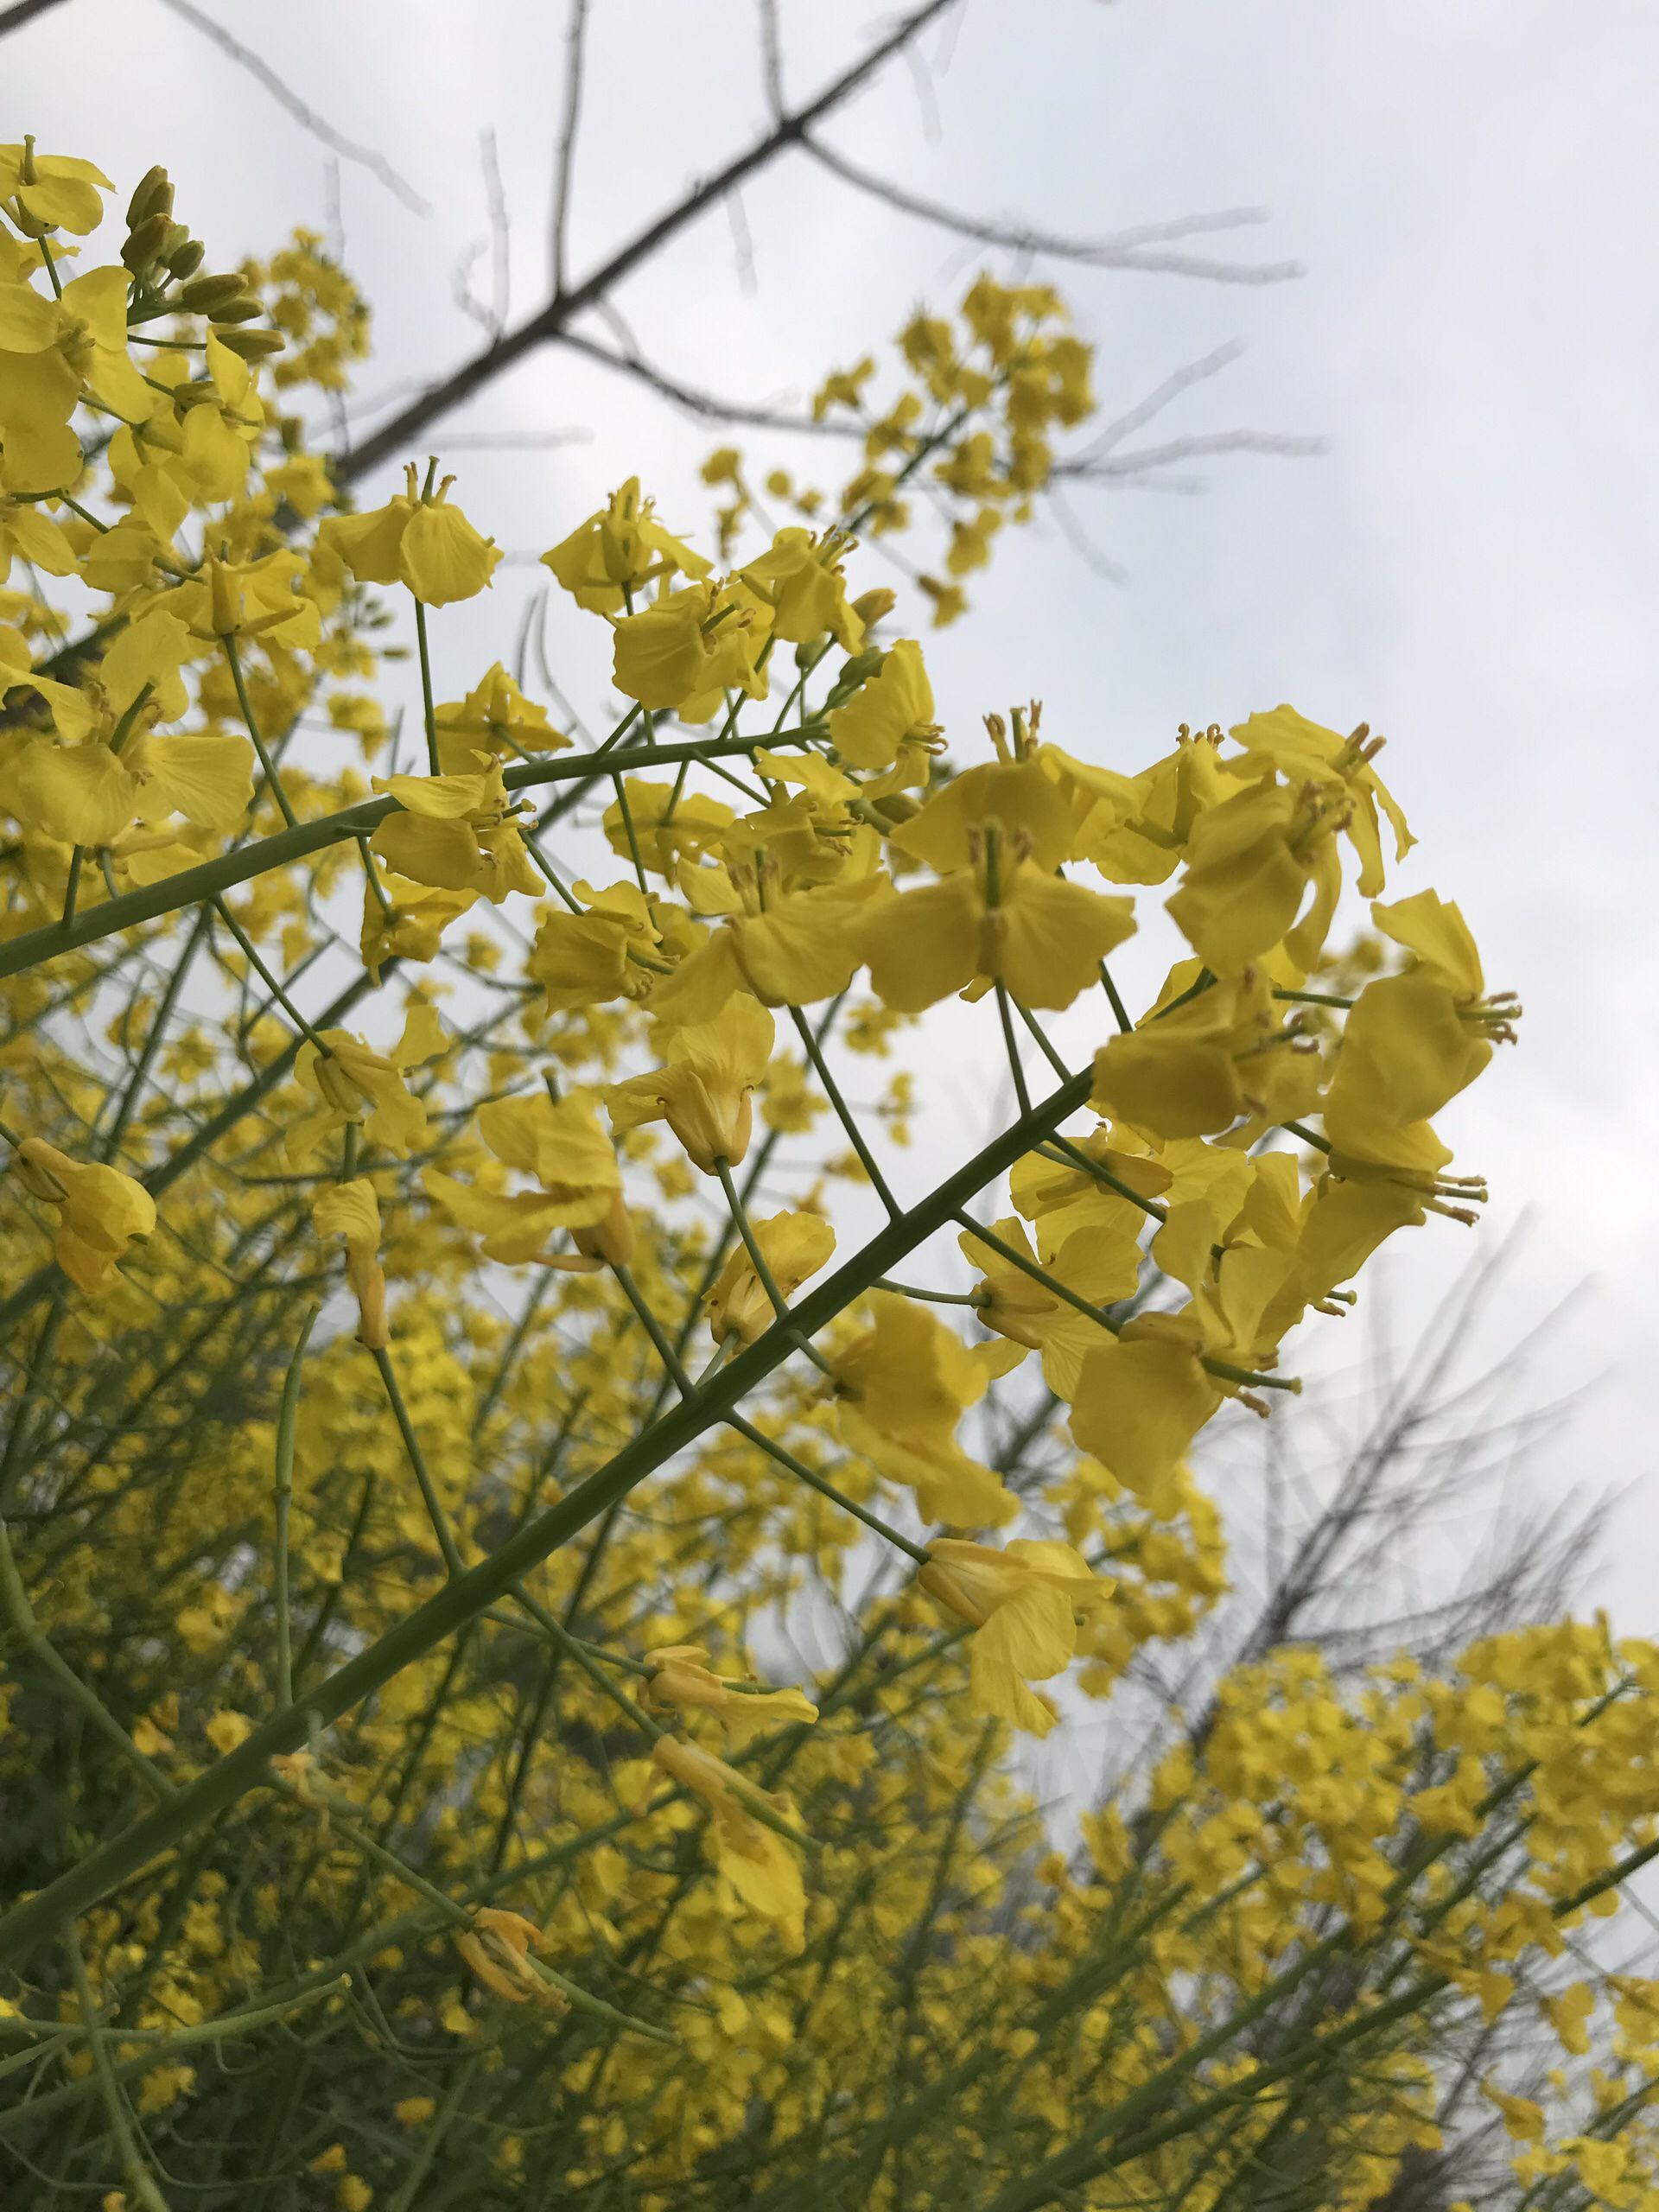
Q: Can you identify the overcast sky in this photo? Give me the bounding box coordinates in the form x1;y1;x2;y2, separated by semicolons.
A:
12;0;1658;1628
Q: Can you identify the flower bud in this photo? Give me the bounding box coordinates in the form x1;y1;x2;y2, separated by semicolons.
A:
179;272;248;315
164;234;205;280
207;295;263;324
850;588;896;629
213;327;285;361
125;165;173;230
121;211;173;271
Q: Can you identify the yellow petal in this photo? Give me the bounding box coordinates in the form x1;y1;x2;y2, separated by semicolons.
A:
137;731;254;830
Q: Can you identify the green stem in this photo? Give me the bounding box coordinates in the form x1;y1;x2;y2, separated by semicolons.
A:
0;735;783;983
212;899;331;1058
60;847;83;927
65;1924;173;2212
372;1343;463;1578
413;598;439;772
786;1002;900;1217
273;1304;320;1711
223;635;297;829
728;1410;930;1565
612;1264;694;1396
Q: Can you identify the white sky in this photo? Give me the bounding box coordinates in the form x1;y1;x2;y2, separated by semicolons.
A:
11;0;1658;1630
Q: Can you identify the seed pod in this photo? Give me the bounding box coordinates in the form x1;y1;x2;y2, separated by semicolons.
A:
178;272;249;315
206;295;264;325
125;165;173;231
213;327;286;361
120;211;173;272
165;237;205;281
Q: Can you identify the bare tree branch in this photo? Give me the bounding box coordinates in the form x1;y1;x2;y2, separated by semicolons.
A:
757;0;785;121
332;0;957;488
803;135;1306;284
0;0;70;34
550;327;862;435
726;186;759;296
151;0;432;217
1056;429;1328;485
1080;340;1248;452
550;0;592;296
454;130;512;339
483;127;511;335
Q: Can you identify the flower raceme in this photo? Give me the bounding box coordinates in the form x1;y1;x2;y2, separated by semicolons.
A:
3;151;1628;2212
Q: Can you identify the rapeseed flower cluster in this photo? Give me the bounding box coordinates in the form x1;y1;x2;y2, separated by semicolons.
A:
1;141;1648;2212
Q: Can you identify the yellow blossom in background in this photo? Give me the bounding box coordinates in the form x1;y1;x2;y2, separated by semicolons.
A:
0;137;1592;2212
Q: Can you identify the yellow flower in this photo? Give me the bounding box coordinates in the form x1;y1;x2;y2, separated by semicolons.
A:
705;1209;836;1345
919;1536;1114;1738
359;869;477;983
1225;704;1413;899
168;547;321;651
318;464;501;605
0;265;154;497
527;879;665;1014
370;757;541;905
1066;1309;1223;1509
433;662;568;772
607;995;774;1174
424;1090;624;1265
827;639;938;770
3;649;253;848
1319;900;1503;1196
833;1291;1020;1529
455;1909;564;2008
285;1003;447;1166
650;1736;809;1952
0;142;111;235
957;1215;1138;1399
611;576;772;716
601;779;734;878
1481;2081;1546;2145
642;1645;819;1745
856;773;1135;1013
646;870;886;1027
1163;772;1345;976
540;474;710;613
311;1178;388;1349
10;1135;156;1296
0;493;75;583
1091;965;1319;1141
738;526;863;650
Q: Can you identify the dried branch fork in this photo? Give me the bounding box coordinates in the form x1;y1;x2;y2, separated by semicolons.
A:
334;0;958;486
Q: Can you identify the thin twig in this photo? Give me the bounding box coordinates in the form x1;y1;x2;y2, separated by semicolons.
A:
550;0;592;296
153;0;432;214
336;0;956;484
